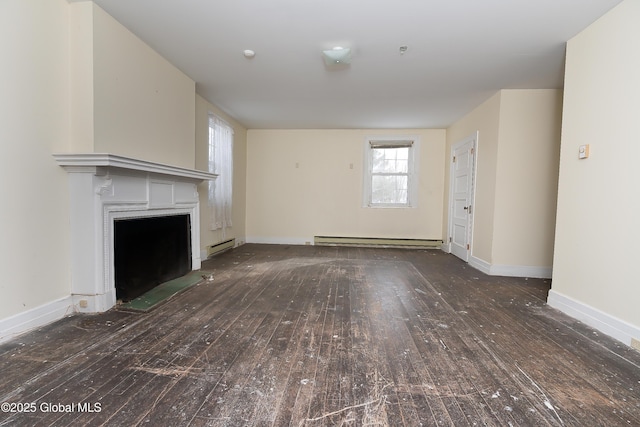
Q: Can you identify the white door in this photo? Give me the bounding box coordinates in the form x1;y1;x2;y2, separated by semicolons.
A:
449;135;476;261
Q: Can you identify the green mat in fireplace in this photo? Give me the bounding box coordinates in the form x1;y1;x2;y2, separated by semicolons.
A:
118;270;209;312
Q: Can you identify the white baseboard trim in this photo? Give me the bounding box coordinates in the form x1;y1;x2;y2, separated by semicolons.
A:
469;255;491;275
547;290;640;347
490;264;552;279
0;296;75;344
468;255;551;278
245;236;312;246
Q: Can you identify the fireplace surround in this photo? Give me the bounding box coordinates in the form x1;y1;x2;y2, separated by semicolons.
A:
54;154;216;313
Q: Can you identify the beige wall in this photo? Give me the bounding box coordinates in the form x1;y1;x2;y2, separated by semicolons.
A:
493;90;562;267
445;90;561;274
0;1;205;336
196;95;248;251
550;0;640;340
246;129;446;243
69;1;94;153
92;5;196;168
66;2;196;168
0;0;72;318
446;92;501;262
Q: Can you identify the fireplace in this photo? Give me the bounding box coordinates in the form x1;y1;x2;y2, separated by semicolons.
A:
54;154;216;312
114;214;191;302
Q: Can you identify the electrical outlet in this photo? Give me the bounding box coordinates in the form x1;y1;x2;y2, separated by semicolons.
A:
579;144;590;159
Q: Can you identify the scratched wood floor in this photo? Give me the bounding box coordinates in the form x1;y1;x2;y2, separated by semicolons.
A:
1;244;639;426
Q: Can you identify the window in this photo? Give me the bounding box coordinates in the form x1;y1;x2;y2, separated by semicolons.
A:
208;114;234;234
364;137;418;207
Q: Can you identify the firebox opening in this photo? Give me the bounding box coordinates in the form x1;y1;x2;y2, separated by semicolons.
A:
114;214;191;302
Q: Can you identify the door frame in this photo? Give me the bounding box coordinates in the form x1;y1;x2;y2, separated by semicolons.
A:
447;132;478;262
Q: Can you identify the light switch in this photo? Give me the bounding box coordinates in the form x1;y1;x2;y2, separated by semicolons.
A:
579;144;590;159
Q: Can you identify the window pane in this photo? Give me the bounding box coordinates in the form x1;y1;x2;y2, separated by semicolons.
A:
371;175;408;204
372;147;408;173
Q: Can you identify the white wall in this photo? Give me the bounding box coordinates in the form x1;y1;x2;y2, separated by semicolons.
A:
549;0;640;346
0;0;73;331
246;129;446;244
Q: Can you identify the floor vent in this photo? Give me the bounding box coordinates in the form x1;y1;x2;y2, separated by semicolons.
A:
314;236;442;249
207;238;235;257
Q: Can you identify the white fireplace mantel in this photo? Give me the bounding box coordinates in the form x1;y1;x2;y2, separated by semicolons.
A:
54;153;216;181
54;153;216;313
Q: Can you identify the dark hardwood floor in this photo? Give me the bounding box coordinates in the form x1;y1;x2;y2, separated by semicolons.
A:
1;244;639;426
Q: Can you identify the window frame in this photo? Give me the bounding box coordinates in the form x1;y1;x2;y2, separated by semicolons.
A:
363;136;420;208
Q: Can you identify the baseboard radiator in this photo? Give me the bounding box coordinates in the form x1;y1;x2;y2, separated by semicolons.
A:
314;236;442;249
207;238;235;257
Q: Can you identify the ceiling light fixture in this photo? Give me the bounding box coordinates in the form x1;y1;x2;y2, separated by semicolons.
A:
243;49;256;58
322;46;351;66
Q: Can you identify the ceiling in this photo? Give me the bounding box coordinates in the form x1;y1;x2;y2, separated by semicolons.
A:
90;0;621;129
